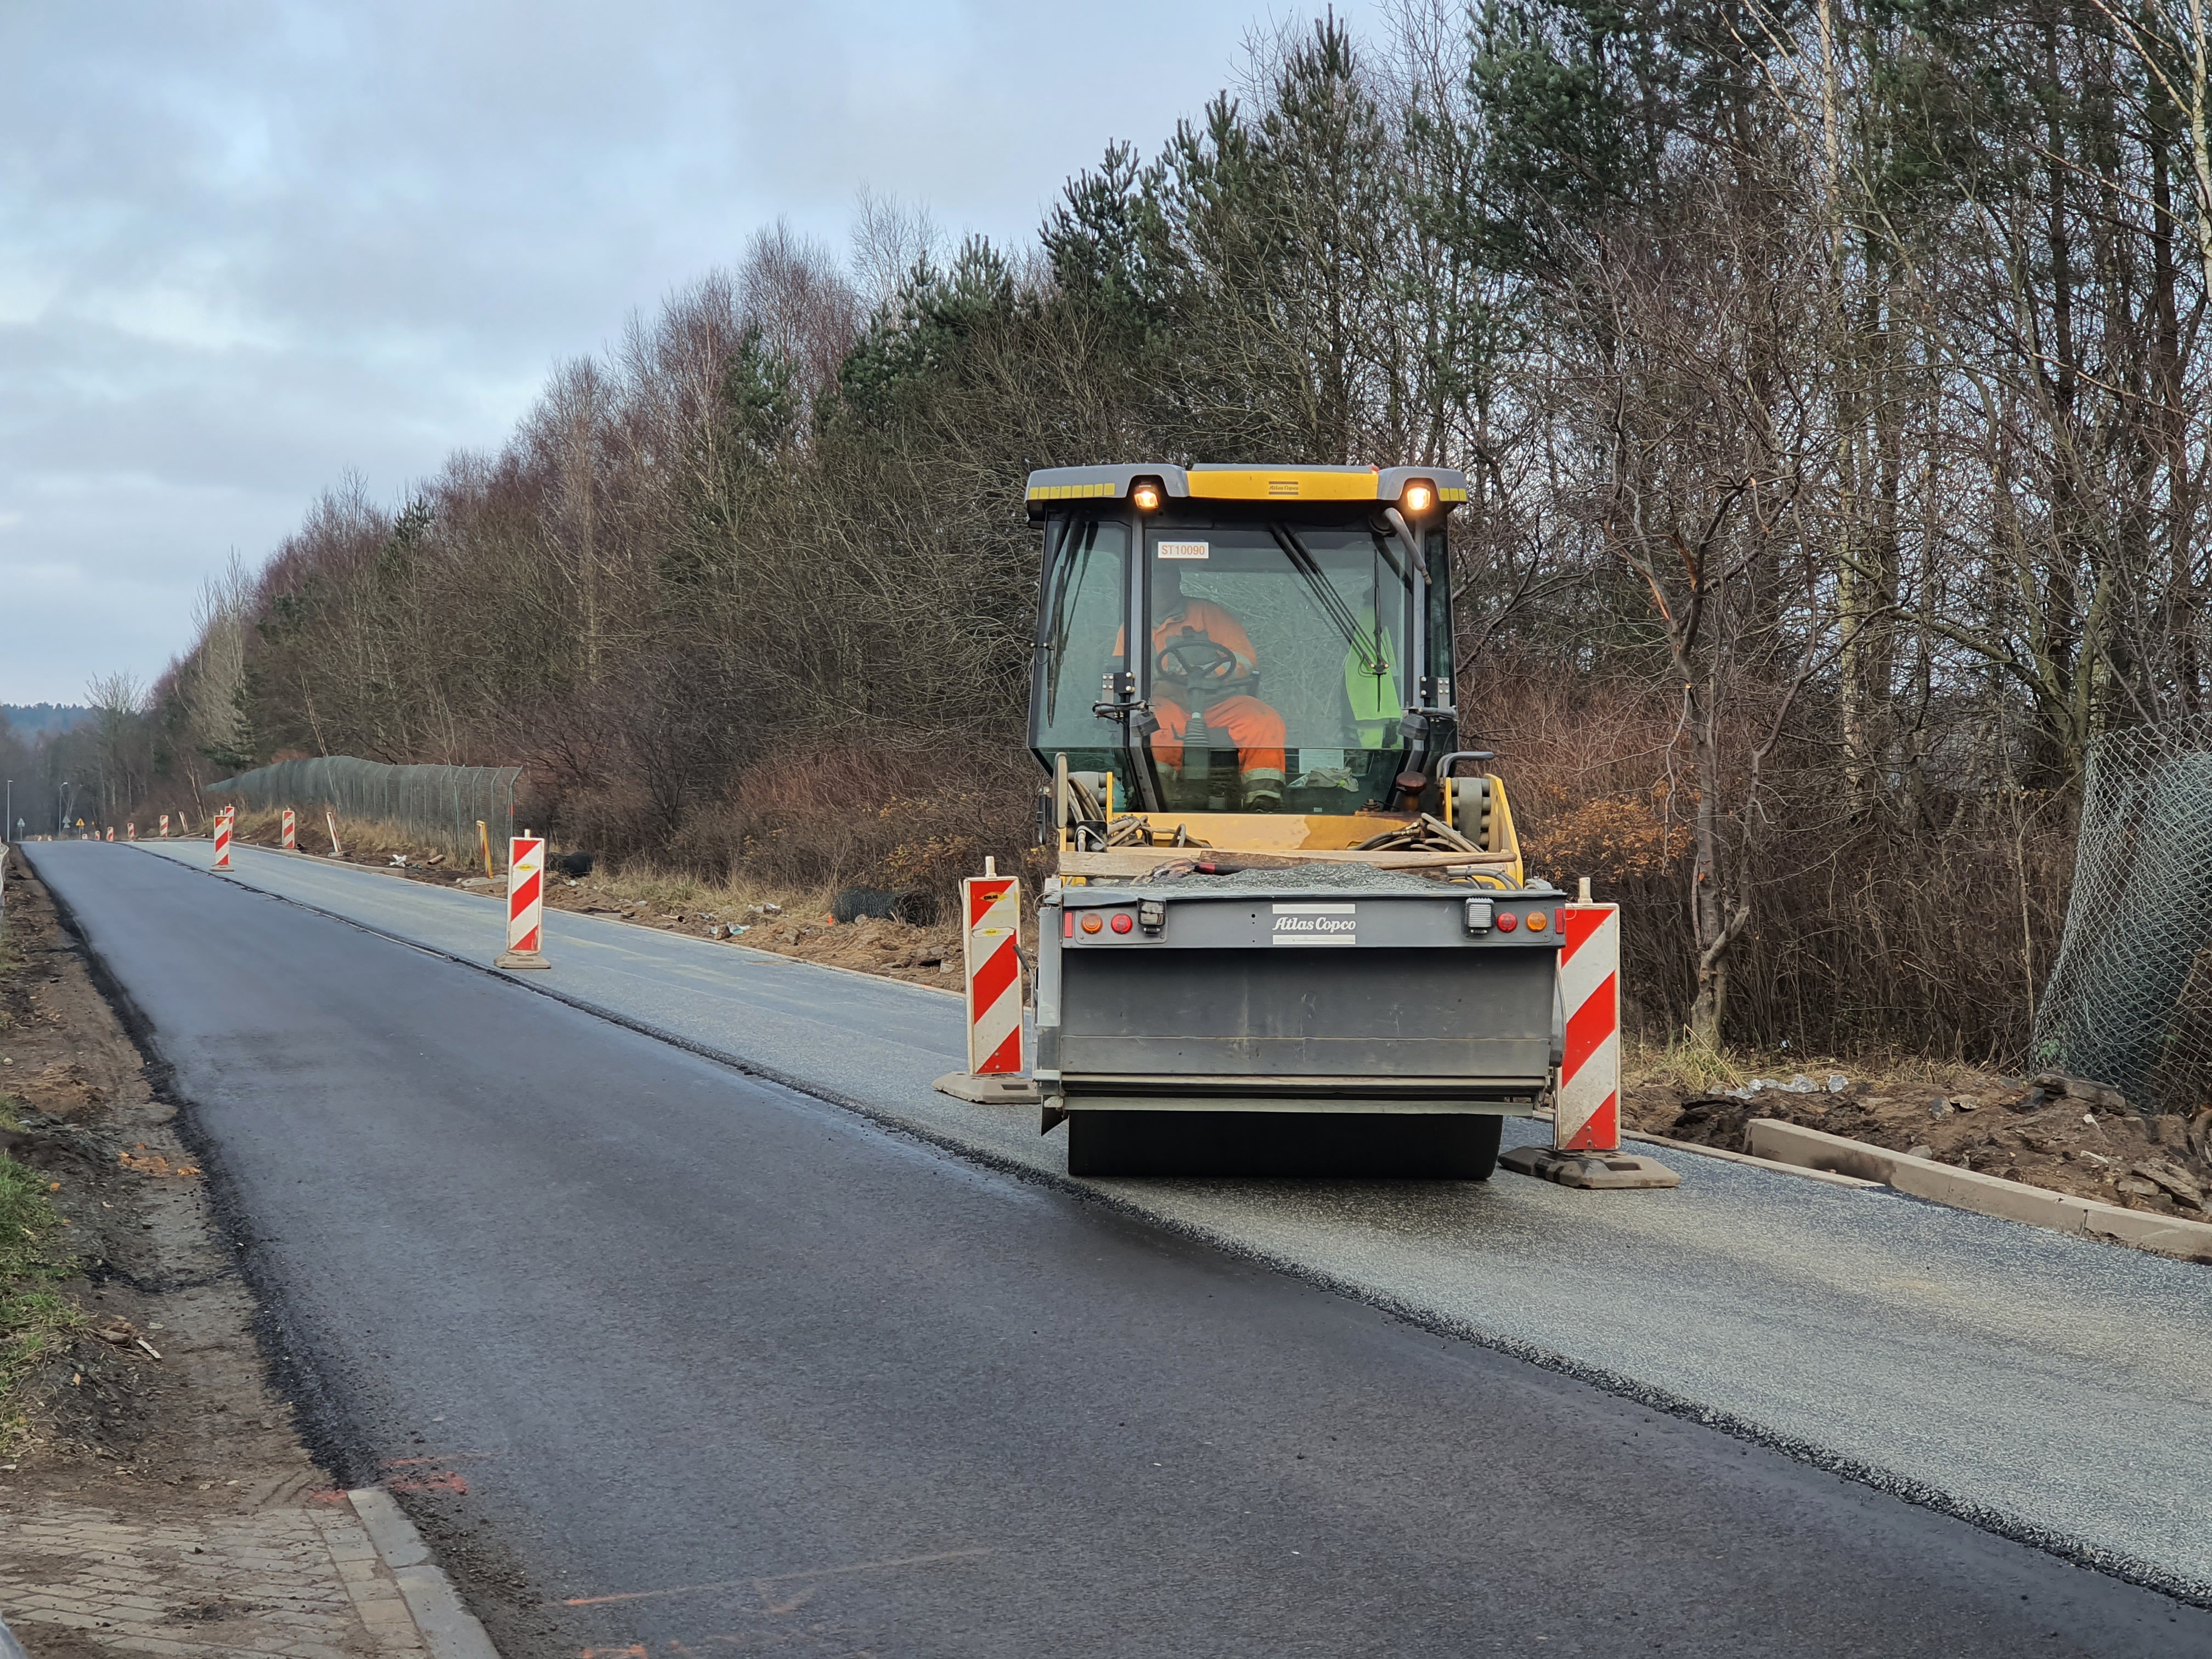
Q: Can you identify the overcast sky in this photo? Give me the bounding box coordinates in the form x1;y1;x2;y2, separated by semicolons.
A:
1;0;1378;705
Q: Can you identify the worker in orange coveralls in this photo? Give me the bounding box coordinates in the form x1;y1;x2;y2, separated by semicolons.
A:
1126;563;1288;808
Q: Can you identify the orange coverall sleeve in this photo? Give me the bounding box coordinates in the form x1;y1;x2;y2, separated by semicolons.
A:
1154;600;1258;678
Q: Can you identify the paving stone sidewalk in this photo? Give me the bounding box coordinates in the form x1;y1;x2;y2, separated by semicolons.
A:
1;1493;426;1657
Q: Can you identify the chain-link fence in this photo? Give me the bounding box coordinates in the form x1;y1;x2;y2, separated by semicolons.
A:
2035;716;2212;1113
207;758;522;864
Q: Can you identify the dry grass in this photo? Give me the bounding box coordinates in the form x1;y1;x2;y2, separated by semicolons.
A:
539;861;966;988
1623;1035;1750;1097
219;805;492;870
0;927;81;1452
548;859;834;924
0;1124;80;1451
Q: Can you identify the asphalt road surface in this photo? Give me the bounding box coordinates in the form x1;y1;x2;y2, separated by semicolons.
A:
123;838;2212;1598
27;841;2212;1656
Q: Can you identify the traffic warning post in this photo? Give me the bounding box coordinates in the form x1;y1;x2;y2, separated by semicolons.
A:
496;835;551;969
159;814;170;838
1556;901;1621;1151
212;807;234;871
126;822;135;841
104;827;114;842
1499;893;1678;1190
325;809;344;857
281;808;296;850
964;868;1023;1073
934;859;1038;1105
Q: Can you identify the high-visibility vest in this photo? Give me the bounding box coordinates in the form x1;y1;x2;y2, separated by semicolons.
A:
1345;609;1400;747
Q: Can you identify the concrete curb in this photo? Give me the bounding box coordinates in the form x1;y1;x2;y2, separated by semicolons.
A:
1624;1127;1883;1189
1746;1119;2212;1262
348;1487;502;1658
1526;1107;1883;1189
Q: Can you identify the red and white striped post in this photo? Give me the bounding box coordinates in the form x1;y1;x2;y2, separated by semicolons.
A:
1555;902;1621;1153
496;835;550;969
126;822;136;841
1499;883;1677;1189
104;827;114;842
962;864;1023;1075
212;807;234;871
281;808;296;850
159;814;170;838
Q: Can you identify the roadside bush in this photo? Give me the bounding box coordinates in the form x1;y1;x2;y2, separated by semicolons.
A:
639;746;1041;907
1468;659;2072;1057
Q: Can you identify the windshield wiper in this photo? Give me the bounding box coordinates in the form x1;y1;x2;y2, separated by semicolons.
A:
1040;516;1081;721
1268;523;1390;676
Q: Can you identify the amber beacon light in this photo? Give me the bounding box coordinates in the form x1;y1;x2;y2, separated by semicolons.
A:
1131;478;1163;511
1402;479;1436;513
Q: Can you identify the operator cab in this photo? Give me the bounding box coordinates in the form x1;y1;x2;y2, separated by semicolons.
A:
1028;464;1465;819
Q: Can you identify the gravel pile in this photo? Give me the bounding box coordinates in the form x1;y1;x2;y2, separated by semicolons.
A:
1118;861;1559;895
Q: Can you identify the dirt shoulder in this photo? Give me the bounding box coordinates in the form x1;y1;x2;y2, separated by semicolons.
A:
223;806;484;888
214;809;972;992
0;851;261;1488
1629;1063;2212;1223
0;848;432;1656
540;879;964;990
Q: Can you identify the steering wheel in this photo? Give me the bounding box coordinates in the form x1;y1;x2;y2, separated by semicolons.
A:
1156;634;1239;685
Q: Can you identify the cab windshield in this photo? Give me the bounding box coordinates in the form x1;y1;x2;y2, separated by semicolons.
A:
1031;511;1421;814
1142;522;1414;811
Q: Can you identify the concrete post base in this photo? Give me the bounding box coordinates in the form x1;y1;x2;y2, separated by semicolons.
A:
1499;1144;1680;1189
934;1071;1040;1105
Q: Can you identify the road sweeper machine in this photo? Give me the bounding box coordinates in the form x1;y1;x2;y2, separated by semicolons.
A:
1027;463;1569;1179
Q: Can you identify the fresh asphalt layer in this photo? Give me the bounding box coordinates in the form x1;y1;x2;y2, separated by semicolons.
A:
26;843;2210;1652
121;838;2212;1599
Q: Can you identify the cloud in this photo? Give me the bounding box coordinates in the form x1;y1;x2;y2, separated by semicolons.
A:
0;0;1373;702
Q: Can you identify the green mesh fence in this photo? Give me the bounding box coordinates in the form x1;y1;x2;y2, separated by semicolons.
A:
2035;719;2212;1113
207;758;522;862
